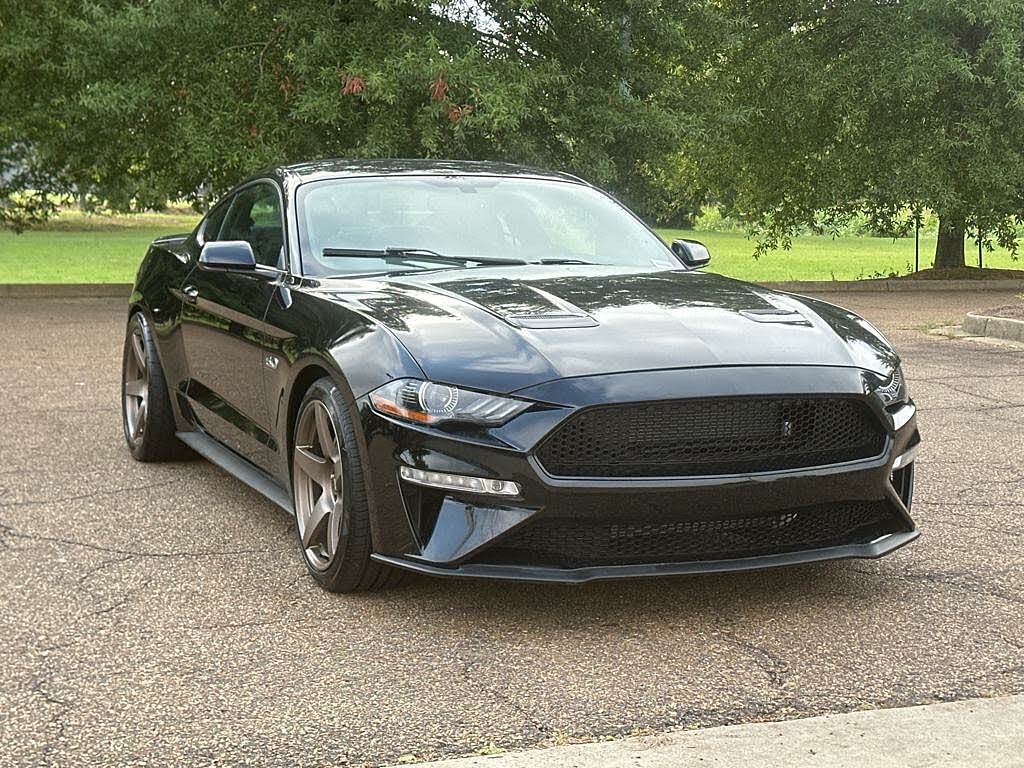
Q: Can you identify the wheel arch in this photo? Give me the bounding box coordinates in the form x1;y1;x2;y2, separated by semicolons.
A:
285;362;338;457
280;316;425;475
126;287;151;323
282;358;371;483
283;353;403;545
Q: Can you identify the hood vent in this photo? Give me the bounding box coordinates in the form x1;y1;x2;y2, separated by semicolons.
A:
740;308;812;326
507;312;599;329
503;284;598;328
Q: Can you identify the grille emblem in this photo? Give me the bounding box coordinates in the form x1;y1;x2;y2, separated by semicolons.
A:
780;419;794;438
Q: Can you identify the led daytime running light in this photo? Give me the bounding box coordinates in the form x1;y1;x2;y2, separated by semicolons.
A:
399;466;521;496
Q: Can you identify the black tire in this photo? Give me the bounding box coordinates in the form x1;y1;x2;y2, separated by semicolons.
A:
291;377;406;592
121;312;193;462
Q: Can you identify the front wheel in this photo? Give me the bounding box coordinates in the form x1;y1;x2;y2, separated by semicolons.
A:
291;378;405;592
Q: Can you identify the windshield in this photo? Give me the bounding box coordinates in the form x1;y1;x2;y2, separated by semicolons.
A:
295;175;679;276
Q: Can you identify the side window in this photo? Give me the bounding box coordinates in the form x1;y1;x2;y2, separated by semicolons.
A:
218;183;285;268
200;201;230;244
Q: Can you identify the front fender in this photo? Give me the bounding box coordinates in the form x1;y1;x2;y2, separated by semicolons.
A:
129;238;194;428
262;286;426;485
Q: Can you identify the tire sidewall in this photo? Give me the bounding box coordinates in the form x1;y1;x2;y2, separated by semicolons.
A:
292;377;372;589
121;310;191;462
122;313;149;457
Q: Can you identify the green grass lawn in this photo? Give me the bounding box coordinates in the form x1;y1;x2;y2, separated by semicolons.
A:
661;229;1022;282
0;212;201;283
0;211;1020;283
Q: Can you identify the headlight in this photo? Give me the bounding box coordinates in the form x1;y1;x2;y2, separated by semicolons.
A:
369;379;531;426
876;366;908;405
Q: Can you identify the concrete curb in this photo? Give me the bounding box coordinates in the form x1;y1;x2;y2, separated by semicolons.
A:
391;695;1024;768
0;283;132;299
1;279;1023;299
963;312;1024;343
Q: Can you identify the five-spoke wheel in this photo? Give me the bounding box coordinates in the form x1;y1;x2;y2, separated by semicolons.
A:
290;378;404;591
293;399;346;570
123;323;149;445
121;312;190;462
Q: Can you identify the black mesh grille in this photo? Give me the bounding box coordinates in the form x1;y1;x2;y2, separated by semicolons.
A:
473;502;898;568
536;397;885;478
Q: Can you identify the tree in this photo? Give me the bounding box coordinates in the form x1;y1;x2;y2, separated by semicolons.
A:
0;0;715;229
694;0;1024;268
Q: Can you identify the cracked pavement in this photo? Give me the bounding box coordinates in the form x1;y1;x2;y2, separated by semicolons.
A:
1;291;1022;767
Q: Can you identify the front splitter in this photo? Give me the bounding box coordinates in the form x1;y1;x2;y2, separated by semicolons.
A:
372;529;920;584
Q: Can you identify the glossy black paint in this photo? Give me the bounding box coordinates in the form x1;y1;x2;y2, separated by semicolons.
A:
318;266;901;395
127;159;919;582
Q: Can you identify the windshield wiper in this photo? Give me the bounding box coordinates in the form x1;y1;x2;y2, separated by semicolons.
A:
321;247;526;267
531;258;596;265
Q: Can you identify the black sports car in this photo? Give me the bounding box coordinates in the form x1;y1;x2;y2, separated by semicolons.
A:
122;159;920;591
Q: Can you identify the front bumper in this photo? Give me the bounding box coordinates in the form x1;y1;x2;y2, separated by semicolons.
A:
359;366;920;584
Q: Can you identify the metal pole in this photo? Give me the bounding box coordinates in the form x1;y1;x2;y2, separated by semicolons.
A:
978;227;983;269
914;215;920;272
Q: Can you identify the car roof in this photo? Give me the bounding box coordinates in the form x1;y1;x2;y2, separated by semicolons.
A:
258;158;587;187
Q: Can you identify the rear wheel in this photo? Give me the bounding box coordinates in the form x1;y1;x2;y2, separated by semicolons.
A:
122;312;191;462
291;378;405;592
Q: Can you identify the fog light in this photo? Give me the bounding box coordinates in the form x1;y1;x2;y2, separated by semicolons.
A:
399;466;521;496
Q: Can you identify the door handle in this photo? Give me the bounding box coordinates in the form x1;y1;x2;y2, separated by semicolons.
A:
183;285;199;304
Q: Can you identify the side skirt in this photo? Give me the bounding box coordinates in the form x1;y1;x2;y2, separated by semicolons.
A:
176;430;294;515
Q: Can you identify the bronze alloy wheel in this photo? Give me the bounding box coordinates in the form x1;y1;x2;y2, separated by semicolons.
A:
293;399;346;571
121;313;190;462
122;323;149;445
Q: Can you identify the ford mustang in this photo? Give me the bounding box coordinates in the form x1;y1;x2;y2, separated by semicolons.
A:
122;159;920;591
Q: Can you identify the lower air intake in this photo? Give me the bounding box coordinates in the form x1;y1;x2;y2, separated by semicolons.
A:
472;502;900;568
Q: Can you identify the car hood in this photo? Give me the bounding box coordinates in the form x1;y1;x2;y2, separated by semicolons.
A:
312;266;899;394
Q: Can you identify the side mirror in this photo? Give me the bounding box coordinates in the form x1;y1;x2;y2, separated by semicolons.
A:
199;240;256;271
671;239;711;269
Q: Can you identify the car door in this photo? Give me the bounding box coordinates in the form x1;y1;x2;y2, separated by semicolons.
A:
180;181;285;470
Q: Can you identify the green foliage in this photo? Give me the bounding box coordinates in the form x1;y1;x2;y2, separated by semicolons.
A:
695;205;943;238
0;0;715;228
693;205;745;233
695;0;1024;264
3;0;1022;270
638;153;708;227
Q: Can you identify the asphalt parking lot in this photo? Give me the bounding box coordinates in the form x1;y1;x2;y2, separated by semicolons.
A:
2;291;1023;767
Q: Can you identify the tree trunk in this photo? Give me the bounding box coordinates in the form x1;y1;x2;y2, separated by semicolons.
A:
934;219;966;269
